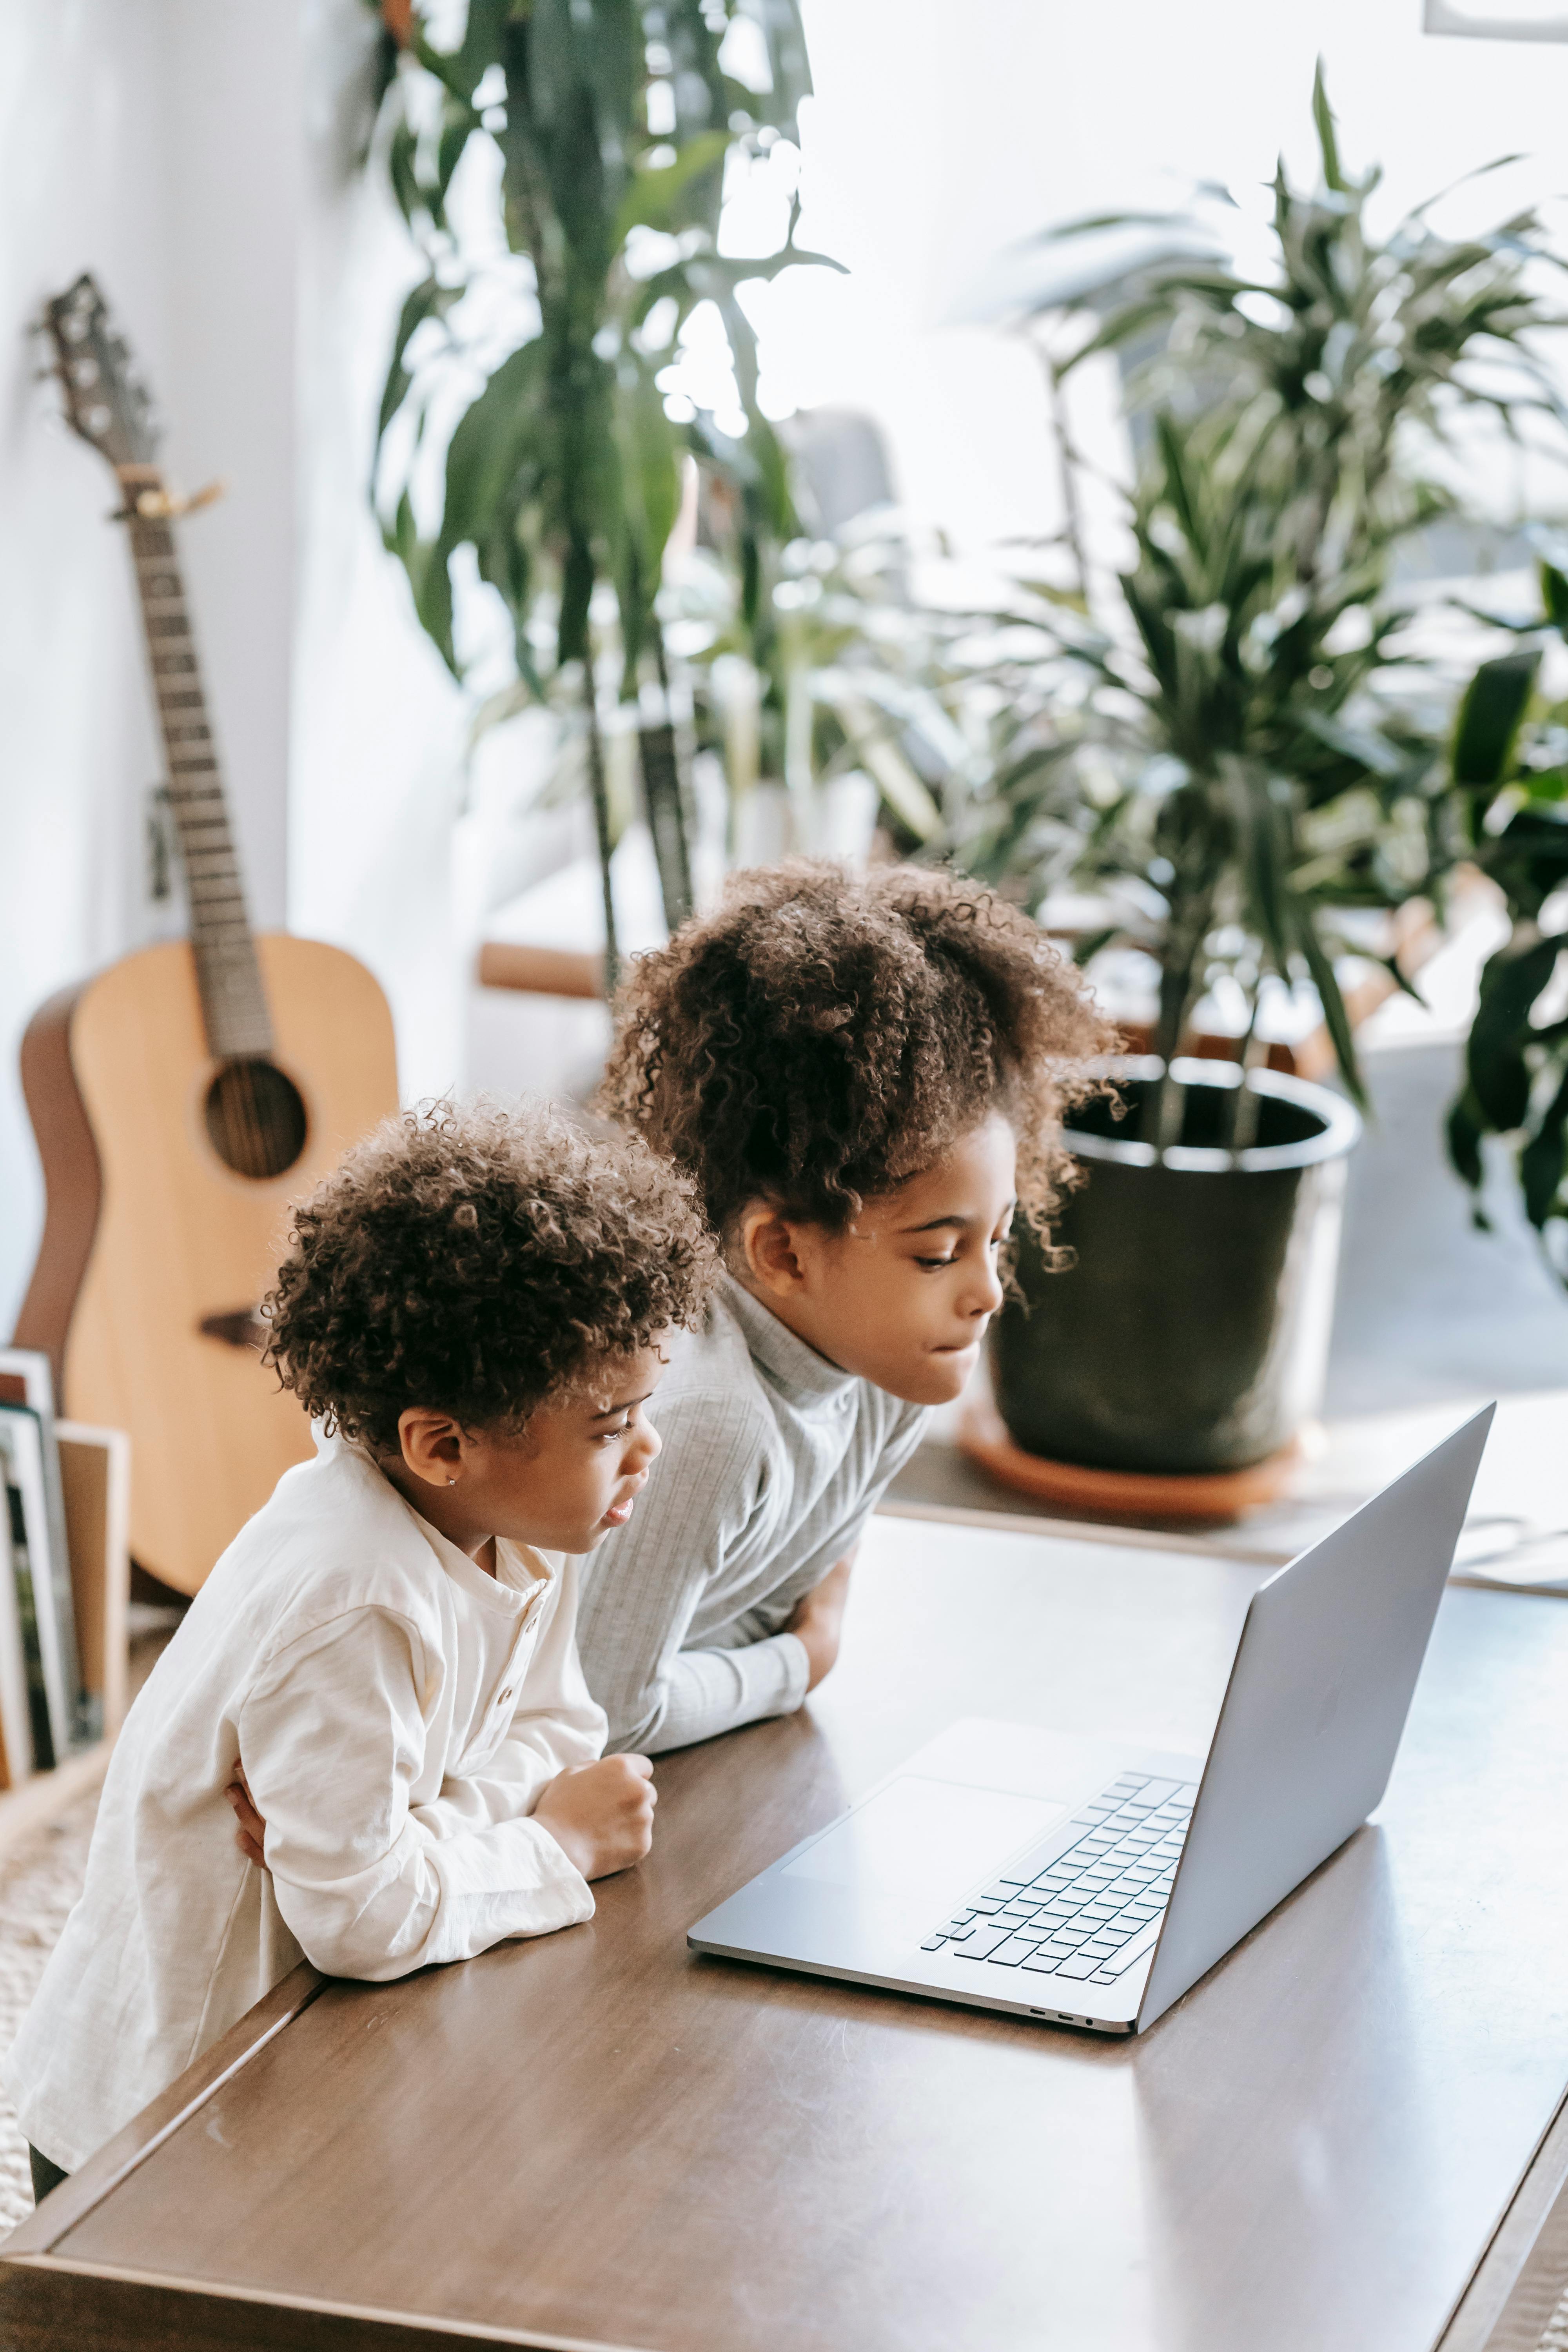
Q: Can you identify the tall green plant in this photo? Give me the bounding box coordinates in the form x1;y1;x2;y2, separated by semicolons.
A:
365;0;827;972
941;73;1567;1146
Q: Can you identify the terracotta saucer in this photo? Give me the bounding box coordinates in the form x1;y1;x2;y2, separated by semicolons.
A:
957;1396;1299;1525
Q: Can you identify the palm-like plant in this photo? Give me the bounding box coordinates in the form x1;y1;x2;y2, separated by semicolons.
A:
942;71;1567;1146
943;407;1446;1143
364;0;828;973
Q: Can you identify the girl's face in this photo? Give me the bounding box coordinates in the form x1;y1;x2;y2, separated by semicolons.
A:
389;1343;668;1562
737;1115;1017;1406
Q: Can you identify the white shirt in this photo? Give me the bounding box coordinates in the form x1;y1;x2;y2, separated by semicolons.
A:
4;1436;605;2172
578;1277;927;1754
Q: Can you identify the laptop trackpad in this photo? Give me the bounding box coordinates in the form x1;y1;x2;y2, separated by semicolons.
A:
781;1775;1067;1918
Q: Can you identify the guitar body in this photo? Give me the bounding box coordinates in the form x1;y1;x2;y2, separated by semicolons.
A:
15;935;398;1595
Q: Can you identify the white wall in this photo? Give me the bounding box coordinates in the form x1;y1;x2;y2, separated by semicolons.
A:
0;0;302;1328
753;0;1568;550
289;0;472;1110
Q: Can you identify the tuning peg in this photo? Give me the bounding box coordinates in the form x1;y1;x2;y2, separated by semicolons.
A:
129;478;228;519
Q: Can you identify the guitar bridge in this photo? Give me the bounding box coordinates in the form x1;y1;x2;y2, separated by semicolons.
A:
199;1309;268;1354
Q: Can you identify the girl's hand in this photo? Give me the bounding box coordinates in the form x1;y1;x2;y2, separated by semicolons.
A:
787;1554;854;1692
226;1766;269;1870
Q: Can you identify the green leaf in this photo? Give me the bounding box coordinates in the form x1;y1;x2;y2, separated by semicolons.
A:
612;360;681;672
411;534;457;675
1446;1089;1487;1194
1466;933;1561;1131
1519;1062;1568;1230
1541;557;1568;635
442;337;548;541
1299;709;1407;780
1451;649;1540;792
612;129;731;243
377;276;460;446
387;120;422;225
1298;917;1365;1104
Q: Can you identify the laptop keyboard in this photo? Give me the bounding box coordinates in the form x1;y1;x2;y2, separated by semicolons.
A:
921;1772;1198;1986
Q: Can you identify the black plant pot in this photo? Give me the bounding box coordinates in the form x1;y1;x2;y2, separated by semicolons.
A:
992;1058;1361;1477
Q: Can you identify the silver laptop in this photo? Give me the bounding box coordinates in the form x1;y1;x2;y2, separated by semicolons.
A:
689;1406;1494;2035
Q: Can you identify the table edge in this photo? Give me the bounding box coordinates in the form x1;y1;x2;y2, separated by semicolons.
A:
1436;2084;1568;2351
0;2249;655;2352
0;1959;326;2258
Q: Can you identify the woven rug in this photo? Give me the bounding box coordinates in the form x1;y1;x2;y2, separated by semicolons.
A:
0;1795;1564;2348
0;1788;101;2231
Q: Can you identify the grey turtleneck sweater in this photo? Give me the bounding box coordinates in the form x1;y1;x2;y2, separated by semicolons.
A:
577;1275;927;1754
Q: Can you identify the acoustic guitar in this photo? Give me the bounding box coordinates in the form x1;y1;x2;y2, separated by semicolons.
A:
13;274;399;1596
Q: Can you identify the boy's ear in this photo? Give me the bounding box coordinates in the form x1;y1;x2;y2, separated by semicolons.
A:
738;1205;808;1298
397;1408;465;1488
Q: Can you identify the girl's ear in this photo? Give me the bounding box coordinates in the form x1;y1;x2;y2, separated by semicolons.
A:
396;1408;465;1488
737;1204;809;1298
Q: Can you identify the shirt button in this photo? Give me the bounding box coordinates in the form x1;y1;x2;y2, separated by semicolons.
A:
498;1686;514;1707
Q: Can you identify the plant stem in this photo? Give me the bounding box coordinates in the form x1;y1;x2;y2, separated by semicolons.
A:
1147;960;1194;1156
1146;873;1214;1154
1038;344;1091;603
583;666;620;998
639;622;694;935
1229;987;1266;1158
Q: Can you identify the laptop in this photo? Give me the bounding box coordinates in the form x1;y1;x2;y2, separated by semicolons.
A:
689;1406;1494;2035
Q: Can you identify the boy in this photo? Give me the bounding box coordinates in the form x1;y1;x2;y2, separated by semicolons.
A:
5;1102;715;2193
580;860;1111;1752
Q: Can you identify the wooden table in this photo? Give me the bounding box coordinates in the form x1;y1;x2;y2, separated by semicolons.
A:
5;1514;1568;2352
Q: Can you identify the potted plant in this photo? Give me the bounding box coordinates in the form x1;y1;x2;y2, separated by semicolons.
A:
936;75;1567;1507
363;0;831;980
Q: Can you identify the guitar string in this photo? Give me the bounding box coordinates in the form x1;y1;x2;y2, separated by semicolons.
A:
131;510;293;1181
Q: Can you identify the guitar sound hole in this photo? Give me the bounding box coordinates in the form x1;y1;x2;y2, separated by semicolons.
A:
204;1058;308;1180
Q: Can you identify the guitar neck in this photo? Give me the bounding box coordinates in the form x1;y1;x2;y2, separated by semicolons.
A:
119;465;272;1061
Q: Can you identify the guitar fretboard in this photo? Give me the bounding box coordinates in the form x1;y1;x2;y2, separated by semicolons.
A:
119;466;272;1062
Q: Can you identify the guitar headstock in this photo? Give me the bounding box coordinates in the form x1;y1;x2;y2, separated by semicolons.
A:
41;274;159;470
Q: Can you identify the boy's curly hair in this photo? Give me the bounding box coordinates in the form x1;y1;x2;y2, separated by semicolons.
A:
598;860;1116;1241
263;1101;719;1452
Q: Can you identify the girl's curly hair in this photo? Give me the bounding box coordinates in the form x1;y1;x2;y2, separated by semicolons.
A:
263;1100;719;1452
598;860;1116;1241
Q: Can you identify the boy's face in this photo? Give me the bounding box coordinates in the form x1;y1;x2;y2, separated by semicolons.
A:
392;1343;668;1560
738;1114;1017;1407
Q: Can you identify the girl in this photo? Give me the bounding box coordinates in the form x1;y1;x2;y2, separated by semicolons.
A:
579;860;1111;1752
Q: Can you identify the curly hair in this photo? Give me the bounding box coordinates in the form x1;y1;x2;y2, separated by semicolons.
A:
262;1100;719;1452
598;860;1116;1242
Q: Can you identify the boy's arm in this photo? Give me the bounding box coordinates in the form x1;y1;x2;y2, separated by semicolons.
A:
238;1607;596;1982
577;1387;809;1755
412;1555;608;1839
